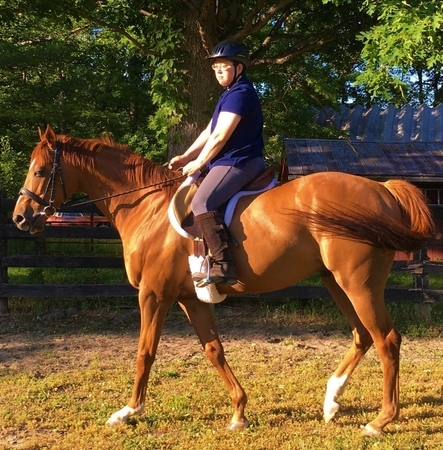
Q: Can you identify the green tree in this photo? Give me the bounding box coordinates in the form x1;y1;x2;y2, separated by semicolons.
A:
0;0;442;173
356;0;443;105
0;1;373;157
0;2;161;158
0;136;27;196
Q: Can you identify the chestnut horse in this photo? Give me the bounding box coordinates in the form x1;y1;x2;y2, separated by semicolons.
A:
13;125;435;436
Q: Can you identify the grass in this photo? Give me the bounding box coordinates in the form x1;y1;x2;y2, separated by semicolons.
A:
1;303;443;450
8;238;126;286
8;237;443;288
2;239;443;448
298;273;443;289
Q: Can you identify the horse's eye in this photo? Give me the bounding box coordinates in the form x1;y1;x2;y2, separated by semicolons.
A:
34;169;46;178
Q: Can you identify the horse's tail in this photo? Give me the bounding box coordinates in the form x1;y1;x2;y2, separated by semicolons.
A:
383;179;436;237
289;180;437;252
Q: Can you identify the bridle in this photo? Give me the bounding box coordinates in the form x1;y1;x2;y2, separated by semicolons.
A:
19;140;66;217
18;139;186;215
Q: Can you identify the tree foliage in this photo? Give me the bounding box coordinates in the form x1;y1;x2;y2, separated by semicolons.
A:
356;0;443;105
0;137;27;196
0;0;442;194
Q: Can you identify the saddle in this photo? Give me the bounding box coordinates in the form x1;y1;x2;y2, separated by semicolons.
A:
168;165;277;241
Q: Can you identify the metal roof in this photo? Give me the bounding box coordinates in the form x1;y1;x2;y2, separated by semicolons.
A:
284;139;443;182
315;104;443;142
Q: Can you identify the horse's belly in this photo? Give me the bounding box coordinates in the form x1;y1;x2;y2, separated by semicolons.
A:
229;239;324;295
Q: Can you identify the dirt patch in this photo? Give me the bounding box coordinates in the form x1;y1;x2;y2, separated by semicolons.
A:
0;303;440;377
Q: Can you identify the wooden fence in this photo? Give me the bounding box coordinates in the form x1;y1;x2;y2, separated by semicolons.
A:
1;192;443;314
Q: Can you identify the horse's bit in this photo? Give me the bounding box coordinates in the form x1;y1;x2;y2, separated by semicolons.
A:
19;140;66;217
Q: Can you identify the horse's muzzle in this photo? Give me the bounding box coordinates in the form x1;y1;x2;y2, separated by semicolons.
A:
13;211;47;234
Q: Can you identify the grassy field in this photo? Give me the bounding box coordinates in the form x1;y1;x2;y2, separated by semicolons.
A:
2;240;443;448
7;238;443;291
1;299;442;450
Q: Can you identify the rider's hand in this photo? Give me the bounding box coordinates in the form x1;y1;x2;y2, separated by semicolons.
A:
182;160;202;177
168;155;187;170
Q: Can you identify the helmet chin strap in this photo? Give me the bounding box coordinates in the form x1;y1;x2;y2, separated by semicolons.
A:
226;63;243;89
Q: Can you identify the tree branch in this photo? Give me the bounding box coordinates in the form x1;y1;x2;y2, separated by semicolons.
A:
68;24;91;36
18;36;53;46
241;0;268;36
250;9;372;67
78;11;161;57
138;9;158;19
238;0;295;39
180;0;200;14
199;0;217;53
260;9;292;49
252;33;339;67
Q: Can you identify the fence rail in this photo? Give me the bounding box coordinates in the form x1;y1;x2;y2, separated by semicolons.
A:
1;193;442;314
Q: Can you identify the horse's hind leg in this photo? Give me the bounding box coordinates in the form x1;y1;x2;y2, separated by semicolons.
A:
353;297;401;436
326;266;401;436
322;275;374;423
178;298;249;430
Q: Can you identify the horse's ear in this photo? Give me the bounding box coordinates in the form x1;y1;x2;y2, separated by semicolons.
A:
40;124;57;149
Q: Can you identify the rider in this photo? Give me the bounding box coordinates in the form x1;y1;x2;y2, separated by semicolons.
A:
169;40;265;287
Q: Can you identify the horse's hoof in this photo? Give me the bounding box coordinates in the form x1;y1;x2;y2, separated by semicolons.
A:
323;401;340;423
106;405;142;426
360;424;383;437
106;414;127;426
228;419;250;430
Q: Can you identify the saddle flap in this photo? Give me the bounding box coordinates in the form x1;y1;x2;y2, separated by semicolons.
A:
172;182;198;224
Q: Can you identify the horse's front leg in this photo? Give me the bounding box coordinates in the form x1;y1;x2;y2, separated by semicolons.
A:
106;290;170;425
178;298;249;430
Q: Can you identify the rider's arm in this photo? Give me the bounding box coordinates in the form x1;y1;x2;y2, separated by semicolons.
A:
169;121;212;169
182;112;241;176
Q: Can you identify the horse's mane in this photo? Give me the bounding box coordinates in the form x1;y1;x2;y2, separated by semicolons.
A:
60;135;182;200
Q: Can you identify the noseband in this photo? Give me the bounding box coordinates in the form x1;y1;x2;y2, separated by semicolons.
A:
19;140;67;216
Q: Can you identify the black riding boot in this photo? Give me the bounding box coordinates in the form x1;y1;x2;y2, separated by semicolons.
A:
192;211;237;287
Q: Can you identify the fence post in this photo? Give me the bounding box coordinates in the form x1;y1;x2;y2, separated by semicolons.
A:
0;189;9;314
412;246;433;320
413;248;429;290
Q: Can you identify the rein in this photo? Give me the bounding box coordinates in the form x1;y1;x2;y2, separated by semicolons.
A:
62;174;186;209
19;139;186;214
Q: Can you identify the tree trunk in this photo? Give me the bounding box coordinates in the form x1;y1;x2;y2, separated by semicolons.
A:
167;6;220;158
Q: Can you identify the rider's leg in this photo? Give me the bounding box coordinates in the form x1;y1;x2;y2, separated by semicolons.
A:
194;210;237;286
191;159;264;286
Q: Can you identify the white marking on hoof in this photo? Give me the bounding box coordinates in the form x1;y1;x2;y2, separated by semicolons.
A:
360;424;383;437
324;401;340;423
323;374;348;422
228;419;250;430
106;404;144;425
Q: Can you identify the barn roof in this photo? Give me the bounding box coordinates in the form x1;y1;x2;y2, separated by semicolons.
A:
284;139;443;183
314;104;443;142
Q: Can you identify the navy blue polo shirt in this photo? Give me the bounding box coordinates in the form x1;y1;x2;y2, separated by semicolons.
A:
209;75;264;168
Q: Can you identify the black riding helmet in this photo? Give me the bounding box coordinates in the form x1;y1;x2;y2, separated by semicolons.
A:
207;40;251;69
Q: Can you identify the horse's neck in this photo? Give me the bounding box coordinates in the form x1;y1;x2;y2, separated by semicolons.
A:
68;152;172;235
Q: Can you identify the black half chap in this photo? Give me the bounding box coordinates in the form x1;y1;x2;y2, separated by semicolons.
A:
191;157;265;216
